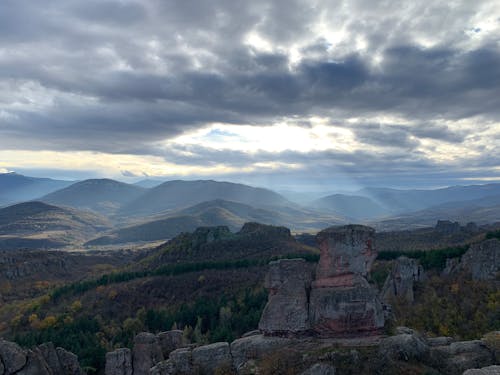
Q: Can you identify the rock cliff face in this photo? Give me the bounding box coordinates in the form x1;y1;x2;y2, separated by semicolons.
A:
258;258;312;334
0;339;83;375
461;239;500;280
309;225;384;336
258;225;384;337
381;256;425;303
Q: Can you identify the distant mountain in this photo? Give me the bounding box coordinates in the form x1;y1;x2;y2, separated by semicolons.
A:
119;180;292;216
358;183;500;213
0;201;110;250
87;199;345;246
42;179;145;215
133;179;164;188
0;172;73;206
373;194;500;231
311;194;389;219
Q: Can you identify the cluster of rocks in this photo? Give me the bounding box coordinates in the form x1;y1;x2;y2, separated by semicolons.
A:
435;220;479;235
0;339;83;375
378;327;499;375
259;225;385;337
443;238;500;280
106;330;300;375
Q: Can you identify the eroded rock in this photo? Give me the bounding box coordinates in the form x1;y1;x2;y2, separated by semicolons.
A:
230;334;292;371
300;363;336;375
463;365;500;375
381;256;425;303
192;342;232;375
133;332;164;375
461;239;500;280
258;258;312;334
105;348;132;375
168;347;192;374
0;339;27;374
379;333;429;362
157;330;186;358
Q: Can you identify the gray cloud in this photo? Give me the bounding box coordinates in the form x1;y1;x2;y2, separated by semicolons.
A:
0;0;499;187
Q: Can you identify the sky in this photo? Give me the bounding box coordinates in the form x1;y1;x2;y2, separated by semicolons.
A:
0;0;499;192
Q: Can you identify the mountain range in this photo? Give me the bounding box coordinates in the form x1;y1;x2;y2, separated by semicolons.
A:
1;172;500;248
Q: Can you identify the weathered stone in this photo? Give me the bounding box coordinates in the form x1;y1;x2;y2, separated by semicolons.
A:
55;347;84;375
149;360;175;375
35;342;64;375
309;276;385;335
461;239;500;280
443;258;460;276
258;258;312;334
105;348;132;375
381;256;425;303
230;334;292;371
192;342;232;375
0;339;27;374
379;333;429;362
0;358;4;374
133;332;164;375
427;336;454;346
17;350;51;375
463;365;500;375
168;348;192;374
300;363;336;375
429;340;495;375
395;326;415;335
315;225;377;281
157;330;186;358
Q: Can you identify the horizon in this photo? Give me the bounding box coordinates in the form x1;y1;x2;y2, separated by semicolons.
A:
1;1;499;191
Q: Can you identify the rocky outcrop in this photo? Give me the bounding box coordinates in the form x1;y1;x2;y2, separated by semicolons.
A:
309;225;384;336
132;332;164;375
105;348;133;375
192;342;232;374
157;330;186;358
258;258;312;334
379;332;429;362
381;256;425;303
230;334;292;371
461;239;500;280
463;365;500;374
0;339;83;375
429;340;495;375
436;220;461;234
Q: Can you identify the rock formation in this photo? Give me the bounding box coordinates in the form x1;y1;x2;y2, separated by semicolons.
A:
0;339;84;375
435;220;461;234
105;348;133;375
258;258;312;334
461;239;500;280
463;365;500;375
309;225;385;336
381;256;425;303
132;332;164;375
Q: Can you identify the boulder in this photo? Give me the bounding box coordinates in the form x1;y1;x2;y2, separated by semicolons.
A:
427;336;454;347
379;333;429;361
192;342;232;374
443;258;460;276
230;334;292;371
429;340;495;375
463;365;500;374
157;330;186;358
105;348;133;375
381;256;425;303
461;239;500;280
300;363;336;375
168;347;193;374
258;258;312;334
133;332;164;375
0;339;27;374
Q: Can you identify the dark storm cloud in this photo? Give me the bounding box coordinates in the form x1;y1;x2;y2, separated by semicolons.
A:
0;0;499;187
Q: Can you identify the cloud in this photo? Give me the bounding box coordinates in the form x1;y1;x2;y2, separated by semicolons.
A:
0;0;499;187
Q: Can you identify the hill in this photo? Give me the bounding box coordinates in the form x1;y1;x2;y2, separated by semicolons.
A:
0;172;73;207
41;179;145;215
358;183;500;213
119;180;292;216
0;201;111;249
311;194;389;219
86;199;345;246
